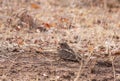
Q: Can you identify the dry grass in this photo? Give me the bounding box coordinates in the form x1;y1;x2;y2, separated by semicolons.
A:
0;0;120;81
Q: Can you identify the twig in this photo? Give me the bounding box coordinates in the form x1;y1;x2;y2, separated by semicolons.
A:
74;59;83;81
74;43;94;81
107;32;116;81
111;57;116;81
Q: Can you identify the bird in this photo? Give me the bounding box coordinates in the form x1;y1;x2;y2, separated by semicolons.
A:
58;42;81;62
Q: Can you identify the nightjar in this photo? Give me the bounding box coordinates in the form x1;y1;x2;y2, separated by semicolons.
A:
58;42;81;62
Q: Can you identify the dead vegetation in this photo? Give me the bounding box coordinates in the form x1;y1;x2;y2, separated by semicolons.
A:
0;0;120;81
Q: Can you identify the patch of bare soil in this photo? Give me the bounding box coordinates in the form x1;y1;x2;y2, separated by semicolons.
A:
0;0;120;81
0;49;120;81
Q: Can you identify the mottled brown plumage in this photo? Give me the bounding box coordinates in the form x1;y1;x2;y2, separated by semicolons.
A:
58;42;81;62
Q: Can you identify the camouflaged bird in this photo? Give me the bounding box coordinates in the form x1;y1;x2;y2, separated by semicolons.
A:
58;42;81;62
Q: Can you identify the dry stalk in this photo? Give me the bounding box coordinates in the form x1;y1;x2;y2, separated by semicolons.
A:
106;31;116;81
74;44;94;81
74;59;83;81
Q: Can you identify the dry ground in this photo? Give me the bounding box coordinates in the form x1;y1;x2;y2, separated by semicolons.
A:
0;0;120;81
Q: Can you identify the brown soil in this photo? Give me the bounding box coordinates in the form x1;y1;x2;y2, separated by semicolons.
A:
0;49;120;81
0;0;120;81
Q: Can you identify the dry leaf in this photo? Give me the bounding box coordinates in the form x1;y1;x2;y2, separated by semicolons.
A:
42;23;51;29
36;48;43;53
112;51;120;56
50;23;57;27
16;37;24;46
88;45;94;53
31;3;40;9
